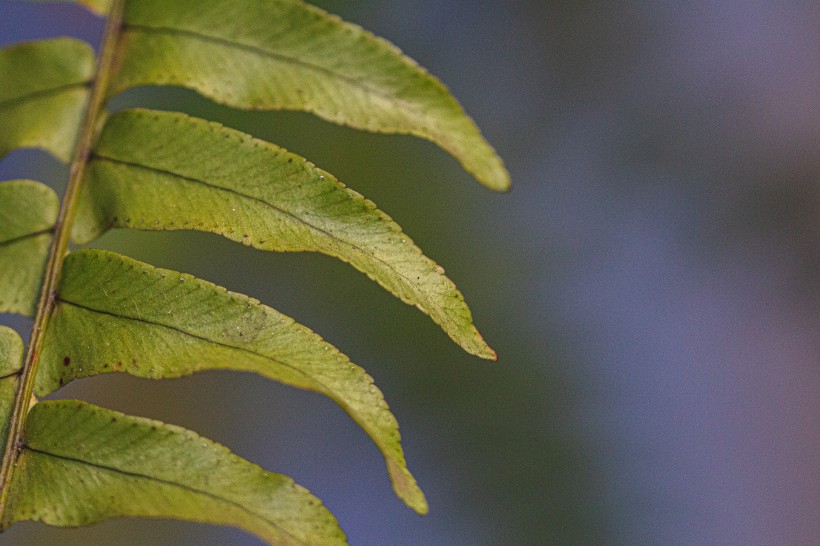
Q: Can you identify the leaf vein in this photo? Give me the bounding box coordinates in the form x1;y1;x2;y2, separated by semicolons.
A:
0;82;90;110
91;154;429;303
55;297;335;397
123;23;415;111
0;229;53;248
21;446;308;544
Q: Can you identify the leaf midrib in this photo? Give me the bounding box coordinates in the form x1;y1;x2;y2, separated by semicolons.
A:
122;23;422;114
56;297;341;406
92;154;436;313
22;445;308;545
1;2;130;514
54;295;400;462
0;82;90;110
0;229;52;248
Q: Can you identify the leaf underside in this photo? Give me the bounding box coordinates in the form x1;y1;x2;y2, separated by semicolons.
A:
4;400;347;546
0;181;59;316
111;0;509;191
0;0;507;539
0;38;94;162
74;108;495;360
37;249;428;514
0;327;24;447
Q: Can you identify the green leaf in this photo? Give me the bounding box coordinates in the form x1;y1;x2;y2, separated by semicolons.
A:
0;181;59;316
38;0;113;14
111;0;509;191
0;38;95;162
74;108;495;359
3;400;347;545
0;327;23;447
0;327;23;377
37;249;428;514
1;1;506;537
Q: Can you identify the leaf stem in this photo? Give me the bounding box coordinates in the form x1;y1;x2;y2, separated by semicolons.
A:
0;0;126;519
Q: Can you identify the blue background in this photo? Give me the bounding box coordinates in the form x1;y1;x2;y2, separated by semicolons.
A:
1;1;818;544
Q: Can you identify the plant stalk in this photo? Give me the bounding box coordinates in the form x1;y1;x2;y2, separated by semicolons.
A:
0;0;126;519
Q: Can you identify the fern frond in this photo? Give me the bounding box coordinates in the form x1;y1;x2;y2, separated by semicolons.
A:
0;181;58;316
5;400;346;545
111;0;510;191
37;249;427;513
0;38;94;162
0;0;507;541
73;109;494;359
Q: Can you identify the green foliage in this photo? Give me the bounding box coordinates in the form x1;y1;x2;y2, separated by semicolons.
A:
0;0;507;543
4;400;345;545
38;249;426;513
0;181;58;315
111;0;509;191
73;109;494;359
0;38;94;162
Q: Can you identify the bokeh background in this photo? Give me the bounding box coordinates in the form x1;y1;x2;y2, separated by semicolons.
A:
1;1;819;545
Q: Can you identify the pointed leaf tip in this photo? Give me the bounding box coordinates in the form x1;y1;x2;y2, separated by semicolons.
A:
75;108;495;358
387;459;428;515
111;0;509;190
39;249;426;511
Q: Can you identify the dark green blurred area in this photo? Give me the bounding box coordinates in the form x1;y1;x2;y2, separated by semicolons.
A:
2;1;819;545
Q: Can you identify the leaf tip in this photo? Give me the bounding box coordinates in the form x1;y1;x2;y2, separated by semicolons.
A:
474;343;498;361
484;347;499;361
387;460;428;515
461;328;497;361
479;163;512;193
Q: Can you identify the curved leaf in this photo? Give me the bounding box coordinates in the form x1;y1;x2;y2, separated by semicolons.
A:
0;327;23;446
111;0;509;190
74;108;495;359
3;400;347;545
0;38;94;162
37;249;428;514
0;327;23;377
0;181;59;316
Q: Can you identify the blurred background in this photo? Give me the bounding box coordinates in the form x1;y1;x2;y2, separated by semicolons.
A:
1;1;818;545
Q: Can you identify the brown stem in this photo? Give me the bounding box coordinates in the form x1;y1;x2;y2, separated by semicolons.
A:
0;0;126;520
